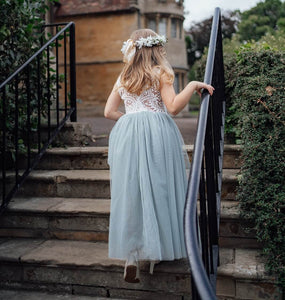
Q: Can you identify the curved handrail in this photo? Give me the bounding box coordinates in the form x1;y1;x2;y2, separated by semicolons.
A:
184;7;224;299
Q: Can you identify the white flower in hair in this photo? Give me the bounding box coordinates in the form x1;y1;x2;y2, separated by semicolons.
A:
121;34;167;62
135;35;167;49
121;39;136;63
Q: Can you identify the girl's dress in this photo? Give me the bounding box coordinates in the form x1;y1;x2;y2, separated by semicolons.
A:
108;79;190;261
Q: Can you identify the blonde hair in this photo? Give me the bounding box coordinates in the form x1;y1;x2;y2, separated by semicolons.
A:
119;29;174;95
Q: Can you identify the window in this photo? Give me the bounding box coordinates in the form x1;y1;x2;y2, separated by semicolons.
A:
158;18;167;36
171;19;177;38
148;18;156;32
174;73;179;93
179;20;183;39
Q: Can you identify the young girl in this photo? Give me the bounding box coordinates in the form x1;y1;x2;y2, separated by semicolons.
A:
104;29;214;283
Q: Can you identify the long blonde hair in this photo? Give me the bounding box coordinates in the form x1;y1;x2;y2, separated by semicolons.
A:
119;29;174;95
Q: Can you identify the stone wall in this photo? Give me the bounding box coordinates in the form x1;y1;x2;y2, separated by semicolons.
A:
56;12;138;116
55;0;189;117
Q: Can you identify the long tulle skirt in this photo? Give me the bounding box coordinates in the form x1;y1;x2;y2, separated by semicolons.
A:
107;111;190;261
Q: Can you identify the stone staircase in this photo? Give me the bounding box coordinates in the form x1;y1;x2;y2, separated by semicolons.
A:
0;145;281;299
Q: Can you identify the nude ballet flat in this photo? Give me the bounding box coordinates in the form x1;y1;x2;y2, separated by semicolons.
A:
124;254;140;283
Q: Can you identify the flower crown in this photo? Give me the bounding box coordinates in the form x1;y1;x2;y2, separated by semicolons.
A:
121;35;167;62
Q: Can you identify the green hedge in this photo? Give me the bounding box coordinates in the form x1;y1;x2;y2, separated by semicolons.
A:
194;40;285;290
233;45;285;289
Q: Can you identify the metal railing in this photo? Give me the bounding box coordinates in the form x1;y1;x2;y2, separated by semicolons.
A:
0;22;77;215
184;8;225;299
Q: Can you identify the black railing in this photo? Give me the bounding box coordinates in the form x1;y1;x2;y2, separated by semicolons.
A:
0;22;76;215
184;8;225;300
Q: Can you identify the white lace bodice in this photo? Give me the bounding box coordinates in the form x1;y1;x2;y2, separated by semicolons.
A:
116;79;167;114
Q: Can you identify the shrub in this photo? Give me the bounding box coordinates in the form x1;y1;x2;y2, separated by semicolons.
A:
0;0;57;158
233;44;285;290
193;34;285;290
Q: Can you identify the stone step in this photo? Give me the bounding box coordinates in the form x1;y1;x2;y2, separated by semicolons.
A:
0;238;280;300
0;289;120;300
25;145;241;170
0;197;258;248
0;197;110;242
7;169;237;200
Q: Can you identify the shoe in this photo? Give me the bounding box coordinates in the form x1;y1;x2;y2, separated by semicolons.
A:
124;253;140;283
149;260;160;274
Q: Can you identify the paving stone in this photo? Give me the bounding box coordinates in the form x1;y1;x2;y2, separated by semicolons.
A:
219;236;260;249
236;280;282;300
222;145;242;169
219;218;256;239
108;287;185;299
15;170;110;198
37;147;109;170
0;289;109;300
33;145;241;171
0;228;50;239
6;197;110;214
218;248;274;281
0;238;44;262
0;280;72;295
20;239;189;274
22;265;191;295
13;168;237;199
235;249;272;280
71;284;108;297
0;237;281;299
216;276;236;298
21;240;120;268
7;197;65;212
2;197;258;246
56;181;110;199
0;214;49;230
49;215;109;231
49;198;110;214
48;230;108;242
0;263;22;282
220;201;239;219
0;237;10;244
219;248;234;265
0;290;118;300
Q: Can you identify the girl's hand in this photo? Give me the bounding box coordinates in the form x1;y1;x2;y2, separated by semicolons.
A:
193;81;215;97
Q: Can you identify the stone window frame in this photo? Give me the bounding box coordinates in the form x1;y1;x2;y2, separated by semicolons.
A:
158;17;167;36
173;70;187;93
145;13;184;40
170;16;184;39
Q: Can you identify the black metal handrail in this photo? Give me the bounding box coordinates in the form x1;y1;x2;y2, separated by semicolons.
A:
0;22;77;215
184;8;225;300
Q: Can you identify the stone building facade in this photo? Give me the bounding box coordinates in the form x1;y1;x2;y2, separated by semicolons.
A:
54;0;188;116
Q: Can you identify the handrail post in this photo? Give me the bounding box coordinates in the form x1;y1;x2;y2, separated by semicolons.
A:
69;22;77;122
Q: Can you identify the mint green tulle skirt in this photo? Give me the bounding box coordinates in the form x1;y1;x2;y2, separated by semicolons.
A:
108;111;190;261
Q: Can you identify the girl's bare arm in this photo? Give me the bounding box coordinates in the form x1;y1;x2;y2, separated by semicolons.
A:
104;87;124;121
160;75;214;115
